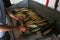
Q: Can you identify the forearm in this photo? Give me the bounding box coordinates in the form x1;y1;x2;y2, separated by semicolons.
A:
8;13;19;21
0;25;17;32
6;9;24;21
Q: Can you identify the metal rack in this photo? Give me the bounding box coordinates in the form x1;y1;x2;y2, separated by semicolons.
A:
8;0;60;40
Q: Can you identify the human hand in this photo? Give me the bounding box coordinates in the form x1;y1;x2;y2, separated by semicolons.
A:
17;25;28;32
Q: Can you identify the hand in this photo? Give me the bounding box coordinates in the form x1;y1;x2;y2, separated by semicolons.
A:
17;25;28;32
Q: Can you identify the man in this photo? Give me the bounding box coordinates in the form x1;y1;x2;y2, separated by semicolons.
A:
0;0;27;40
0;0;12;40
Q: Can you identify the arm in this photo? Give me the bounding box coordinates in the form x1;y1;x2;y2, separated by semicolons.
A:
3;0;22;21
0;25;17;32
0;24;27;32
6;8;24;21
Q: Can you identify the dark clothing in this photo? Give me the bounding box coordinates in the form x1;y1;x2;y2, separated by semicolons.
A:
3;0;12;8
0;32;10;40
0;0;11;40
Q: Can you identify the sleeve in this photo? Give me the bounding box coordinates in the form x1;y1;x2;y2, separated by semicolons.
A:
3;0;12;8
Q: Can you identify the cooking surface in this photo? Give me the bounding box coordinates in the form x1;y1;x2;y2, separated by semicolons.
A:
8;0;60;40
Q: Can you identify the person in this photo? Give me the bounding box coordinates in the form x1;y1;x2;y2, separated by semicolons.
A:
0;0;12;40
0;0;27;40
